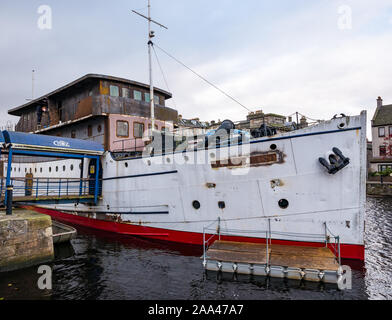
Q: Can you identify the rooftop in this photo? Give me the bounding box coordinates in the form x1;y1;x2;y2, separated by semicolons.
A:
8;74;172;116
372;103;392;127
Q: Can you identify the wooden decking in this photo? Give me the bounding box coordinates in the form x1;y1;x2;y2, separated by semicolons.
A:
204;240;340;282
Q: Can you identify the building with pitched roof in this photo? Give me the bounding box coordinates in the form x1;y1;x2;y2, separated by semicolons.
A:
370;96;392;173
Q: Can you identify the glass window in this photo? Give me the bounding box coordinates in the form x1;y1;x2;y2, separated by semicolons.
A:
71;130;76;139
88;125;93;137
148;124;159;130
116;121;129;137
380;145;387;156
389;126;392;137
110;85;119;97
144;93;150;102
379;127;385;137
134;122;145;138
134;90;142;101
122;88;130;98
154;95;160;105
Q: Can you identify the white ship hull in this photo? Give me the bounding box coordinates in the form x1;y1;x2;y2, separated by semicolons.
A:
7;112;367;260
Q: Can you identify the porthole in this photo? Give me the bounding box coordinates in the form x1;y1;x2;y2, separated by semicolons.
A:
29;168;32;173
184;155;189;162
338;122;346;129
218;201;226;209
56;166;59;172
125;162;128;168
166;157;171;163
63;165;66;172
18;168;20;172
192;200;201;210
70;165;74;171
25;168;27;173
278;199;289;209
49;167;52;173
147;160;152;166
35;168;37;173
40;168;43;173
210;153;216;159
270;144;277;150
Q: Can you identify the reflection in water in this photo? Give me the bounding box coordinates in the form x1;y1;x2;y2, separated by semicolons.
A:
0;197;391;300
365;197;392;300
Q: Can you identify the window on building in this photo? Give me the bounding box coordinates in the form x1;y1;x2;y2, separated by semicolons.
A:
134;122;145;138
379;127;385;137
58;101;63;122
134;90;142;101
148;124;159;130
389;126;392;137
380;145;387;156
154;95;159;105
122;88;130;98
379;165;392;172
88;125;93;137
116;121;129;137
110;85;119;97
71;130;76;139
144;93;150;102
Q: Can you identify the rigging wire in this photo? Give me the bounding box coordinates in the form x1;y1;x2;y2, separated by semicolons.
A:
153;42;252;113
152;45;178;110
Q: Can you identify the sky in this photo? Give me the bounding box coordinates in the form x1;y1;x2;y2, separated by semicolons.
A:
0;0;392;138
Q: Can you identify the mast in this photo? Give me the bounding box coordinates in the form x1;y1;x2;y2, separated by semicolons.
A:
132;1;168;135
147;0;155;132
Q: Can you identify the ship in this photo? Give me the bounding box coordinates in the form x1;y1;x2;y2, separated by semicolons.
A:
1;3;367;261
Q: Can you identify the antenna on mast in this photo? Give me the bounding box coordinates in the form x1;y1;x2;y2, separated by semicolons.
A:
26;69;35;101
132;0;168;134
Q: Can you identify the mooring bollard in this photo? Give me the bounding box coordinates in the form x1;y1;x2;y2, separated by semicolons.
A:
6;185;13;216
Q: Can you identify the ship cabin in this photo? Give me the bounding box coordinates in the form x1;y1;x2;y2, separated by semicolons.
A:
8;74;178;158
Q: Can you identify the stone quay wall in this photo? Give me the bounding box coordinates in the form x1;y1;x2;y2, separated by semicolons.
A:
0;210;54;273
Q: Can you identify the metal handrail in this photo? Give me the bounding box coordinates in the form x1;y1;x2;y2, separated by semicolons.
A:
202;220;342;269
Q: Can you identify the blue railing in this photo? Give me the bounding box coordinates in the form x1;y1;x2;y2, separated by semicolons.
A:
0;177;102;200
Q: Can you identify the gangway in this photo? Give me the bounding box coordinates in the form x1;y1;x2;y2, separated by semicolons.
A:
0;130;104;212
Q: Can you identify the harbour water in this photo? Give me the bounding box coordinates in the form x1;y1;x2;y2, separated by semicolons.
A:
0;197;391;300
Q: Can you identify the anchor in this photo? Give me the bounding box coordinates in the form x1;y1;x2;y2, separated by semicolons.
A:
319;147;350;174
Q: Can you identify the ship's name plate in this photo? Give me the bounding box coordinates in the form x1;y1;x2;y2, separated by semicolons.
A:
211;151;283;169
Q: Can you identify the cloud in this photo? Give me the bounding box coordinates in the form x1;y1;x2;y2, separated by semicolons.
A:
0;0;391;140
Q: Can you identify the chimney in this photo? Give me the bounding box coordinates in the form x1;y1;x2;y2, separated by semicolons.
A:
377;96;383;108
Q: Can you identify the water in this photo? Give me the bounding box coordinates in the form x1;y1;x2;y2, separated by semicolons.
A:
1;197;391;300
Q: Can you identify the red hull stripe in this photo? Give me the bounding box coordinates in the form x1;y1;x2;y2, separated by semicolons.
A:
28;206;365;261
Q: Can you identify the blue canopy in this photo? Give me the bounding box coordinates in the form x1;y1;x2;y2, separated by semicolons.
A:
2;131;104;155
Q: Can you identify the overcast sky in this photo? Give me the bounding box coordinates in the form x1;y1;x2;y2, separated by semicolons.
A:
1;0;392;138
